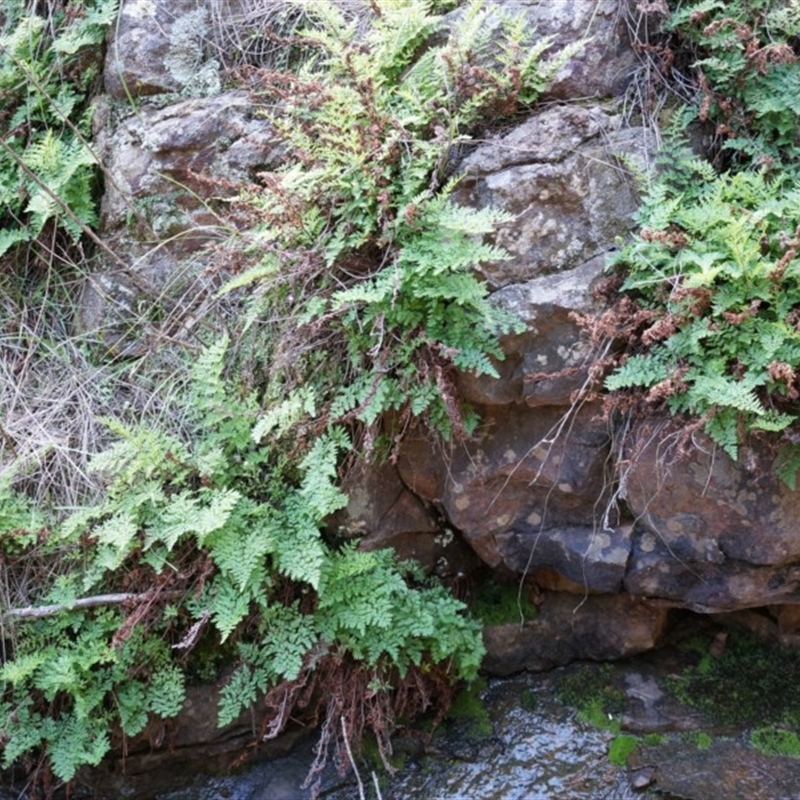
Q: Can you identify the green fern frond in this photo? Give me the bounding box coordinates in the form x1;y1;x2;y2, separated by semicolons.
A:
605;353;669;391
776;443;800;490
47;714;109;782
704;409;740;461
147;665;185;718
144;488;241;550
252;386;317;442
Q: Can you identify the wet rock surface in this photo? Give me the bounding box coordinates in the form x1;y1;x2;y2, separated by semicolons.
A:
148;622;800;800
482;592;669;674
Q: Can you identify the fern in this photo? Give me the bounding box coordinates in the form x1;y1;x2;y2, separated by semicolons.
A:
231;0;570;437
217;666;265;727
143;488;241;550
1;702;47;769
47;715;109;782
272;508;327;589
610;131;800;474
148;665;186;718
206;504;276;591
252;387;317;442
116;681;149;737
704;409;740;461
606;353;669;391
776;444;800;491
218;604;318;725
0;0;117;253
0;0;539;783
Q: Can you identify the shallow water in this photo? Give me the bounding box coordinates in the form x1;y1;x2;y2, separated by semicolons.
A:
157;644;800;800
10;639;800;799
159;671;639;800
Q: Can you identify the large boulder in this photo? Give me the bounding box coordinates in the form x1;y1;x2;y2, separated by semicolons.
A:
95;91;278;245
397;403;612;570
452;104;653;288
621;417;800;610
483;592;670;674
105;0;220;99
624;418;800;567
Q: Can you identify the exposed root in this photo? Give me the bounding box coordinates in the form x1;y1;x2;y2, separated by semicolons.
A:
253;649;455;799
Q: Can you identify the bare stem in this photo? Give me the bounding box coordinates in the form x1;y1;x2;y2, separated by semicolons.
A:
342;715;366;800
4;591;181;620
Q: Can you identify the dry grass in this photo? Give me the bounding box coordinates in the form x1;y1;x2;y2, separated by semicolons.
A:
209;0;376;70
0;243;225;515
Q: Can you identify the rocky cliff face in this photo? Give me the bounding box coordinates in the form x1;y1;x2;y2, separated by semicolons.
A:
92;0;800;680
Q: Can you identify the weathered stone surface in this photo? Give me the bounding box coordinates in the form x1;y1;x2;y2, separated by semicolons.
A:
397;403;612;568
458;256;608;407
330;457;478;575
497;523;633;593
619;418;800;610
97;91;278;244
624;418;800;568
630;738;800;800
453;0;639;101
105;0;220;99
625;527;800;612
453;105;653;288
482;592;669;674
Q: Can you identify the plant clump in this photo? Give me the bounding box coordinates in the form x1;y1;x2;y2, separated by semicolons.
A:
601;0;800;481
0;1;580;795
668;629;800;730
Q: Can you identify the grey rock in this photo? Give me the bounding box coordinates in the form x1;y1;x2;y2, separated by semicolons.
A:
76;270;150;357
453;106;654;288
482;592;669;674
97;91;279;246
497;523;633;592
498;0;640;100
105;0;220;99
328;457;478;576
624;526;800;612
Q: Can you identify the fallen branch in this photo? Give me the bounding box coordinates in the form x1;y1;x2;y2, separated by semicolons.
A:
4;591;182;620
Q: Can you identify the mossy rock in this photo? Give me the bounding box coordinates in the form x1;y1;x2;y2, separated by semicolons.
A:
669;630;800;730
444;680;493;740
554;663;626;724
469;580;538;626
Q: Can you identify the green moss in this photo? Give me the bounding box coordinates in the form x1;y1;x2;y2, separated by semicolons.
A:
668;631;800;729
519;688;538;711
643;733;666;747
555;663;626;731
682;731;713;750
362;733;408;772
446;680;493;739
608;735;638;766
751;727;800;758
470;580;537;625
578;697;621;734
